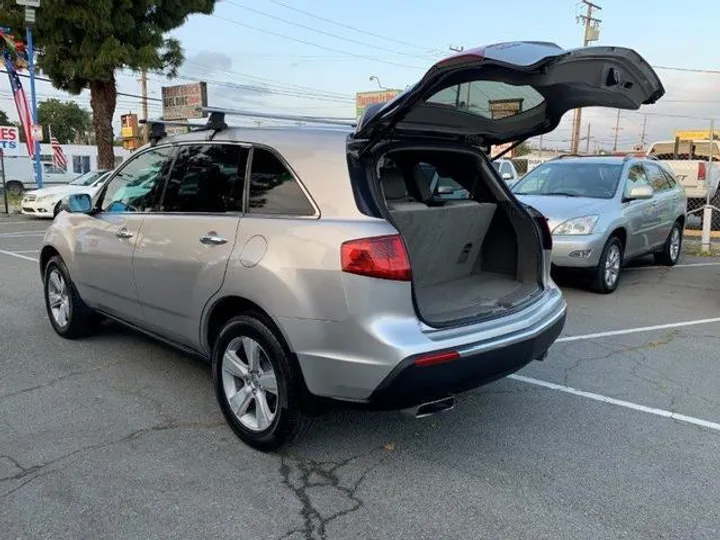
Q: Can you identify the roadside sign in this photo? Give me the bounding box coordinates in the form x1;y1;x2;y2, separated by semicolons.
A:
161;82;207;121
356;90;401;120
24;7;36;24
0;125;22;156
16;0;41;7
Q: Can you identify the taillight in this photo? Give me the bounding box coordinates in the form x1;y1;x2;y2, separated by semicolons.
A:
535;216;553;250
414;350;460;367
698;162;707;181
341;234;412;281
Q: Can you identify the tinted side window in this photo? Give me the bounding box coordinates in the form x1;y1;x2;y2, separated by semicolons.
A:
644;163;671;192
624;164;650;198
248;148;314;215
101;147;174;212
161;144;249;213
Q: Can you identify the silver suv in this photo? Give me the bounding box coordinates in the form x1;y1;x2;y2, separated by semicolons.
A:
513;155;687;293
40;41;663;450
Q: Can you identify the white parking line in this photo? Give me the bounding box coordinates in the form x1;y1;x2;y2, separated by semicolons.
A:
556;317;720;343
10;249;40;253
0;249;38;262
509;374;720;433
626;262;720;271
0;231;45;238
0;221;36;226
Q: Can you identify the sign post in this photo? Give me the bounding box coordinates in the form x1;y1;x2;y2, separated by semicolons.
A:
1;149;8;214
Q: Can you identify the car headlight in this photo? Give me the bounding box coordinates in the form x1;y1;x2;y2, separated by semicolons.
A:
552;215;599;236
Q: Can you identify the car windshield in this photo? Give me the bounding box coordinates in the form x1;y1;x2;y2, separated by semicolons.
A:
69;170;104;186
512;161;623;199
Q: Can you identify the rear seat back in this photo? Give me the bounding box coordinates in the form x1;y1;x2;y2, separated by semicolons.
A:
381;168;497;288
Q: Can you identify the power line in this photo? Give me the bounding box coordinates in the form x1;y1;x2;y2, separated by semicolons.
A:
210;14;424;70
224;1;431;59
266;0;440;53
0;69;164;102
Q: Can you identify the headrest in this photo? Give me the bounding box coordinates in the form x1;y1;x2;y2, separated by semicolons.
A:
382;169;408;201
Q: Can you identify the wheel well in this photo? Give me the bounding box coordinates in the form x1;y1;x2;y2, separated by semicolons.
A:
205;296;321;412
676;214;686;229
610;227;627;251
39;246;59;274
206;296;287;353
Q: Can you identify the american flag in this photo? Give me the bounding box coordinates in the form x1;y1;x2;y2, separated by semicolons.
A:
49;127;67;170
3;56;34;157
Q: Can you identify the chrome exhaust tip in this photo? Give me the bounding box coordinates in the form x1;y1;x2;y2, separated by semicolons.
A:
404;396;456;419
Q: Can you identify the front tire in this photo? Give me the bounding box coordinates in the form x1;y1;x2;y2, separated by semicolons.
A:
43;255;99;338
654;222;683;266
212;315;309;452
591;237;623;294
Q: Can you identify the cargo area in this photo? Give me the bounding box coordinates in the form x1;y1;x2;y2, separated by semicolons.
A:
377;148;543;326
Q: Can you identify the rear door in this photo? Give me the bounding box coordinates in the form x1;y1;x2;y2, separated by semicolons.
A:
621;163;660;257
131;143;249;346
354;42;664;146
643;162;676;245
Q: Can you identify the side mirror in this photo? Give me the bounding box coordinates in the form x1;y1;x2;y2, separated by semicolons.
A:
437;186;455;195
627;185;654;200
62;193;93;214
502;172;513;181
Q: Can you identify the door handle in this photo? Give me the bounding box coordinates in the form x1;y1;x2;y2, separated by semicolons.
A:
199;233;228;245
116;228;133;239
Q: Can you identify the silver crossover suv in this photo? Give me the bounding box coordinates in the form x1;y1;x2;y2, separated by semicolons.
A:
513;155;687;293
40;41;664;450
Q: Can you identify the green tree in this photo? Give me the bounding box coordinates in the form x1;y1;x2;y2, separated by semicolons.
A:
38;99;91;144
0;109;10;126
5;0;217;168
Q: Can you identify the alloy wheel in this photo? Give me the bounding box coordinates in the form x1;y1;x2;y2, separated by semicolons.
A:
221;336;279;432
669;227;681;262
604;244;621;288
47;269;70;328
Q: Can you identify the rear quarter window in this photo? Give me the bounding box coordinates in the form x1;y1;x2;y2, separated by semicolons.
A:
248;148;316;216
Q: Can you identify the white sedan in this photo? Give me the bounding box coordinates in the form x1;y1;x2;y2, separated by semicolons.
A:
21;170;110;218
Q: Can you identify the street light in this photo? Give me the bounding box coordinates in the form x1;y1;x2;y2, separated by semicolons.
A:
369;75;387;90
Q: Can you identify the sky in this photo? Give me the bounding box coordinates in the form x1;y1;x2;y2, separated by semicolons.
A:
2;0;720;151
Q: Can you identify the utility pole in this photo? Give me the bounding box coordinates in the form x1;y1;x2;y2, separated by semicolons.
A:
570;0;602;153
139;68;149;143
538;134;544;159
640;114;647;150
449;46;464;108
612;109;622;151
586;123;592;154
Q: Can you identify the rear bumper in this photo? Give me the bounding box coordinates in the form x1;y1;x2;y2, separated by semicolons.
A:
364;308;565;410
281;286;566;407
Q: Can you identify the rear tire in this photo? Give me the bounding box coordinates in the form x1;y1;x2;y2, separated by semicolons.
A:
43;255;100;339
6;181;23;197
212;315;310;452
591;236;623;294
654;221;683;266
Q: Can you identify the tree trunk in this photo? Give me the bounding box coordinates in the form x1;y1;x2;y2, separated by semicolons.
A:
90;74;117;170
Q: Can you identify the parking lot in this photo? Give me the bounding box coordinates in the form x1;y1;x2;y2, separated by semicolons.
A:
2;215;720;540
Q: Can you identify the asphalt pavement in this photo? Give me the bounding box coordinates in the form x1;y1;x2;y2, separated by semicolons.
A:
2;214;720;540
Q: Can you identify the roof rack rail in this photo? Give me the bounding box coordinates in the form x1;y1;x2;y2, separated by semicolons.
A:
199;106;357;127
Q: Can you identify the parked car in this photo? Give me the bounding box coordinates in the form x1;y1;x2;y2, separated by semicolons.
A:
512;154;687;293
21;170;110;218
40;41;663;450
492;159;521;187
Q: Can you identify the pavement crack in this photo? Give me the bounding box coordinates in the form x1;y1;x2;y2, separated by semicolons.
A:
0;361;124;402
0;420;224;498
278;445;394;540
